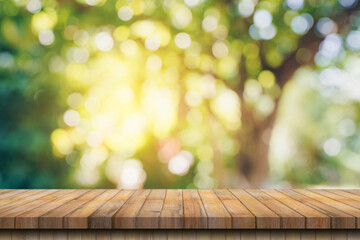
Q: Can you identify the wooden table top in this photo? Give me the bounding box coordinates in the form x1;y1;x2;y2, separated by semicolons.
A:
0;189;359;230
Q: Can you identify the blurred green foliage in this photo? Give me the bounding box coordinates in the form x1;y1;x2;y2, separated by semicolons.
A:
0;0;359;189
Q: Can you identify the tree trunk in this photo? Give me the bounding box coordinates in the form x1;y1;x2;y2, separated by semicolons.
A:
234;29;321;187
227;7;354;188
236;98;280;187
234;28;323;187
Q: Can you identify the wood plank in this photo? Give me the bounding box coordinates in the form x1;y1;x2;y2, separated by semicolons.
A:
214;189;255;229
0;190;27;201
113;189;151;229
295;190;360;228
0;190;61;229
229;189;280;229
183;189;207;229
345;189;360;196
64;190;119;229
279;190;355;229
263;190;330;229
0;189;10;195
159;189;183;229
322;189;360;209
39;189;105;229
89;189;135;229
136;189;166;229
16;190;89;229
0;190;47;213
246;189;304;229
329;189;360;199
0;189;359;230
198;190;231;229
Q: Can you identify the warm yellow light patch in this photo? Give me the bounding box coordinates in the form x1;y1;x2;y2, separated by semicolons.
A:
31;11;57;33
51;129;73;156
258;70;276;88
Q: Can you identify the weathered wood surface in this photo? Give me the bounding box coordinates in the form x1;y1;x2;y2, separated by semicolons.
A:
0;189;360;229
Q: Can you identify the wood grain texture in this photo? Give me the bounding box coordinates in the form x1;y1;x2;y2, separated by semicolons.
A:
262;190;330;229
0;190;48;213
313;189;360;210
183;190;207;229
113;189;151;229
295;190;360;228
345;189;360;196
89;189;135;229
0;190;27;201
39;190;105;229
229;189;280;229
64;190;119;229
16;190;87;229
214;189;255;229
136;189;166;229
0;189;359;230
246;189;304;229
160;190;183;229
198;190;231;229
0;190;62;229
279;190;355;229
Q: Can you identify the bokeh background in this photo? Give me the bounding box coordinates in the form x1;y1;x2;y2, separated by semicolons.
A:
1;0;360;189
